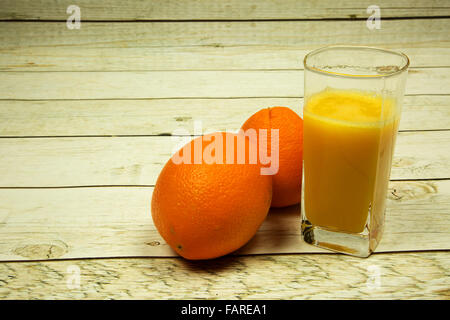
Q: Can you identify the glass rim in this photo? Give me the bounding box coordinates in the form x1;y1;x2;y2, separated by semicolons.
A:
303;45;410;79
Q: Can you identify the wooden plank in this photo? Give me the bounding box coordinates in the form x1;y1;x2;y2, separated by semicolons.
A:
0;20;449;71
0;180;449;261
399;95;450;131
0;95;448;137
0;69;448;100
0;131;448;188
0;251;448;299
391;131;450;180
1;0;449;20
10;20;447;49
2;44;449;72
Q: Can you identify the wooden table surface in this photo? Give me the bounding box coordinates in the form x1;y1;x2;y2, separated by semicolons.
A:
0;0;449;299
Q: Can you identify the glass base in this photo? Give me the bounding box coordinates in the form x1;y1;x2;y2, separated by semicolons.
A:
301;219;373;258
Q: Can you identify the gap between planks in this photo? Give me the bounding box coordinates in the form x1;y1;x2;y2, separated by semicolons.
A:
0;177;449;189
1;249;450;264
0;66;443;73
1;0;450;21
0;129;449;139
0;93;449;101
3;16;450;23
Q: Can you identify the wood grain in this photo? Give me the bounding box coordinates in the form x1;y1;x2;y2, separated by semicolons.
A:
1;0;449;21
0;251;448;299
0;19;449;71
0;0;448;300
2;44;449;72
0;69;449;100
0;180;448;261
0;95;448;137
0;131;448;188
7;20;447;49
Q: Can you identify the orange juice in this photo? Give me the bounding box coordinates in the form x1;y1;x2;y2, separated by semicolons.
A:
303;89;399;236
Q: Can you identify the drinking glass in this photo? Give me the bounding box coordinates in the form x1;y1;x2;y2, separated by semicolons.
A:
301;46;409;257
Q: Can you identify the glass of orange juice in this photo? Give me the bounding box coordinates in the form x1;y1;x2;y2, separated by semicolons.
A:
301;46;409;257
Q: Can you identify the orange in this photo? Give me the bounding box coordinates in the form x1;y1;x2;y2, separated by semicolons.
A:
241;107;303;207
151;132;272;260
